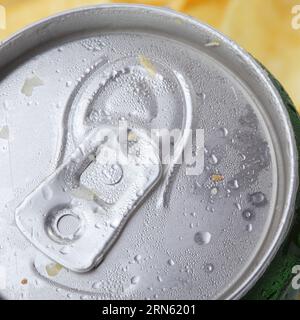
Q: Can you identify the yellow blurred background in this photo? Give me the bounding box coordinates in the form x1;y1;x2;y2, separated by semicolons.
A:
0;0;300;112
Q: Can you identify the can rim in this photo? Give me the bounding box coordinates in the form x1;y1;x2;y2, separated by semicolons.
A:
0;4;298;300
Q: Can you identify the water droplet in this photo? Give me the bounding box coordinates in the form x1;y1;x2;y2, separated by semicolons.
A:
134;255;142;263
197;92;206;103
110;221;118;229
205;206;215;213
66;81;72;88
157;276;163;282
246;224;253;232
248;192;267;207
239;153;246;161
235;202;242;211
228;179;239;190
167;259;175;266
136;190;144;197
209;154;218;165
131;276;140;285
194;231;211;245
203;263;214;273
219;127;228;137
242;209;255;221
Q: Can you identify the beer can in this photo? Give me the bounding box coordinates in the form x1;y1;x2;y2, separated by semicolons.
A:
0;4;299;300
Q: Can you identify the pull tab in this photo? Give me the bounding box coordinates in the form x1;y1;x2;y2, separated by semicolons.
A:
15;126;161;272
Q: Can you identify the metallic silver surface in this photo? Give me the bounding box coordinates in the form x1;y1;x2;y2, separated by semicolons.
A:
15;126;162;273
0;5;298;300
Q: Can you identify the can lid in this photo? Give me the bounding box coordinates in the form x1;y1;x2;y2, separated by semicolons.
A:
0;5;298;299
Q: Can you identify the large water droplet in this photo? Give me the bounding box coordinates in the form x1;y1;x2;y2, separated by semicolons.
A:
194;231;211;245
203;263;214;273
248;192;267;207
